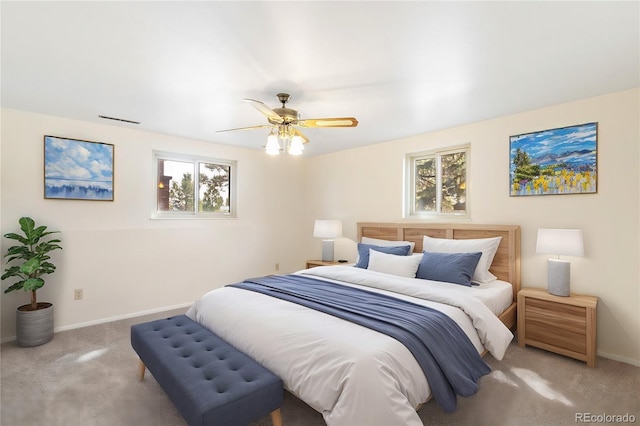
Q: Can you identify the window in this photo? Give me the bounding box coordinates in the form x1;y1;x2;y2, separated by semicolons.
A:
404;145;469;218
153;151;236;218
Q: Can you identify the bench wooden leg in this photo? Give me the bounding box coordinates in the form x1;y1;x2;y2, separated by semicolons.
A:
270;408;282;426
138;359;146;381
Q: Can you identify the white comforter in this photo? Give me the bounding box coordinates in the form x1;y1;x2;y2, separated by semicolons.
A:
186;266;513;426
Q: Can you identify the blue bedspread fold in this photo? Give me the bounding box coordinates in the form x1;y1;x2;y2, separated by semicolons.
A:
228;274;491;413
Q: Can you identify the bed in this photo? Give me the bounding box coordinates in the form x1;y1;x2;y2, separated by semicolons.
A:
356;222;521;330
187;222;521;426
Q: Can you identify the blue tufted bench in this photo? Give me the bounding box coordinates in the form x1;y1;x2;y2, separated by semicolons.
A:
131;315;283;426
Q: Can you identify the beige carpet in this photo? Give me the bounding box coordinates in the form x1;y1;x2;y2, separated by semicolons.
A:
1;308;638;426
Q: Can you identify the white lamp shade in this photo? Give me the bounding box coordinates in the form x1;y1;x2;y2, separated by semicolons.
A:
289;135;304;156
536;229;584;257
265;133;280;155
313;220;343;239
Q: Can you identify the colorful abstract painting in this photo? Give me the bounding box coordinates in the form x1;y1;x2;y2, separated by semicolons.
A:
44;136;114;200
509;123;597;196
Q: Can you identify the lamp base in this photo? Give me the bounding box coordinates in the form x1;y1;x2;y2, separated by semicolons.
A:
321;240;335;262
547;258;570;296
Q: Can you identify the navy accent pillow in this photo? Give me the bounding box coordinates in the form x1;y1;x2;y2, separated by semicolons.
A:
416;251;483;286
354;243;412;269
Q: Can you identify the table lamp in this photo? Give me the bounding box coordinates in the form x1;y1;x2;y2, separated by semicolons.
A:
536;229;584;296
313;220;343;262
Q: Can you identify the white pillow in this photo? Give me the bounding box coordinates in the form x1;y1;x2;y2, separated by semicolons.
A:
367;249;422;278
361;236;415;254
422;235;502;283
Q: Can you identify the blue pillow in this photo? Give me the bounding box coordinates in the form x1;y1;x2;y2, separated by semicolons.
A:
354;243;411;269
416;251;482;286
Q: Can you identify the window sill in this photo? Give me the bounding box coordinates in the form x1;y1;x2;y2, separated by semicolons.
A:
404;212;470;221
149;214;236;220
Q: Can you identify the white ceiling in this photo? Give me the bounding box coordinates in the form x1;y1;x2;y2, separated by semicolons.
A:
2;1;638;156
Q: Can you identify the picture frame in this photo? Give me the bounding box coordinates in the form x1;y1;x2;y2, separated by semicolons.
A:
509;122;597;197
44;135;114;201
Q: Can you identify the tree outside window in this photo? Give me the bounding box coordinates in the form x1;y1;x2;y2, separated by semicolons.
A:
406;146;469;218
154;152;235;218
199;162;231;213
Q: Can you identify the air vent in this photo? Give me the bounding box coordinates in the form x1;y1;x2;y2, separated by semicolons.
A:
98;115;140;125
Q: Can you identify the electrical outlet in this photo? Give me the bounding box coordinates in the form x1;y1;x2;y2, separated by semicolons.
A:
275;263;280;272
74;289;83;300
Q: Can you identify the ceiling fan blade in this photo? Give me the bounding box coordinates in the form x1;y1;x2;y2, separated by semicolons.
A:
297;117;358;128
292;128;309;144
244;98;284;124
216;124;273;133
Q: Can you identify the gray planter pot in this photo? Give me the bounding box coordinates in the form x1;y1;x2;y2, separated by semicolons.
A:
16;303;54;347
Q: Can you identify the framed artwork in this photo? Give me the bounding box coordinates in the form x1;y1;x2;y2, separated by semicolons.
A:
44;135;114;201
509;122;597;197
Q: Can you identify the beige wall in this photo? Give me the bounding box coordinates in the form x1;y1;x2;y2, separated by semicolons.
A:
0;109;308;338
2;89;639;366
305;89;640;365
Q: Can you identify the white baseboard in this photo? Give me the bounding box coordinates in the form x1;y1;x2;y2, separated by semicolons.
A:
0;302;193;344
3;305;639;368
597;350;640;367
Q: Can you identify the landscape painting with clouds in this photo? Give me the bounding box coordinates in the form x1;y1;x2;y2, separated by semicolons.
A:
509;122;597;196
44;136;114;201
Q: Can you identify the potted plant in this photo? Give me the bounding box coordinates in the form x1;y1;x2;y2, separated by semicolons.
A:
2;217;62;347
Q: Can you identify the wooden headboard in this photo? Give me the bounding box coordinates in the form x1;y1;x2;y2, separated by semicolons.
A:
357;222;521;328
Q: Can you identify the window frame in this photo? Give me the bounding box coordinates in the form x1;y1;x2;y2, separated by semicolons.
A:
404;144;470;219
152;151;237;219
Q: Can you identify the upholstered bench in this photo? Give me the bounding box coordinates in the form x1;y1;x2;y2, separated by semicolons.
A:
131;315;283;426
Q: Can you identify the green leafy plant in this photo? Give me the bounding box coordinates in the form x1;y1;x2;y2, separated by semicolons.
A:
2;217;62;311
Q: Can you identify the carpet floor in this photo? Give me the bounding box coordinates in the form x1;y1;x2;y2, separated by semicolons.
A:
1;307;638;426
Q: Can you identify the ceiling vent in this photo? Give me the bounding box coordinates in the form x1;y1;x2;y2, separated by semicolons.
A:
98;115;140;125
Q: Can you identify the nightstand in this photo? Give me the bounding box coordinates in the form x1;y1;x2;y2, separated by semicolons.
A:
517;288;598;367
305;260;341;269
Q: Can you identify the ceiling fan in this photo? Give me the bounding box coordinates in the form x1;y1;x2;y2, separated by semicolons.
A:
216;93;358;155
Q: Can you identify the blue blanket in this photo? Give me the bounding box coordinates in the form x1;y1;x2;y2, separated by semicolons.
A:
229;274;490;413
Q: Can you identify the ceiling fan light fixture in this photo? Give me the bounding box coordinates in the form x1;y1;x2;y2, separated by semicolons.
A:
289;135;304;156
265;131;281;155
220;92;358;156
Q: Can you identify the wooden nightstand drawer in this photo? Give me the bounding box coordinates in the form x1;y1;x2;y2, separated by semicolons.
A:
525;299;588;354
525;310;586;355
518;288;597;367
306;260;341;269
